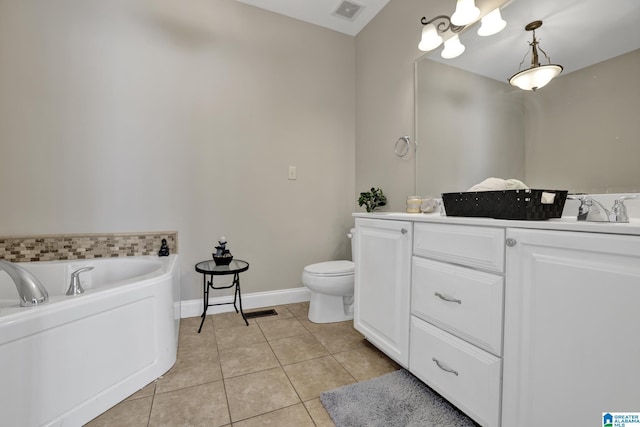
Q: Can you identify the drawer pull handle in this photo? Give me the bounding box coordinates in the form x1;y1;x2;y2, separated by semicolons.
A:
401;228;408;234
434;292;462;304
432;358;459;376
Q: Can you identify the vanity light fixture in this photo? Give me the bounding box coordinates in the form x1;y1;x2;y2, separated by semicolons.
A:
418;1;504;60
508;20;563;91
418;15;463;54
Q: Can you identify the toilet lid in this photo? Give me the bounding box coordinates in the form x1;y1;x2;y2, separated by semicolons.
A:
304;260;354;276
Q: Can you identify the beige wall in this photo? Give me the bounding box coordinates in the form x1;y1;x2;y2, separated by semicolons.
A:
355;0;506;211
416;59;525;195
5;0;632;302
525;49;640;193
0;0;356;300
358;1;639;202
355;0;424;211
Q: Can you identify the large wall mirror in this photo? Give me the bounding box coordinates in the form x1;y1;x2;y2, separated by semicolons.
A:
416;0;640;196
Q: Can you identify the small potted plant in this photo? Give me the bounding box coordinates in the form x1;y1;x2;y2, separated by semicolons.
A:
358;187;387;213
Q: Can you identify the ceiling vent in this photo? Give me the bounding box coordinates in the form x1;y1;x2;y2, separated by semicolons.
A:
332;0;364;21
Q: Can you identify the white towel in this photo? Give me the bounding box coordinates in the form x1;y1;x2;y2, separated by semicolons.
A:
505;179;528;190
467;177;529;192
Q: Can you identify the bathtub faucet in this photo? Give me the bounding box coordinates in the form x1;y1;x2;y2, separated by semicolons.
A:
0;260;49;306
66;266;94;296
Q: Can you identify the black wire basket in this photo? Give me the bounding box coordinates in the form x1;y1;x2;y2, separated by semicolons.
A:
441;189;568;220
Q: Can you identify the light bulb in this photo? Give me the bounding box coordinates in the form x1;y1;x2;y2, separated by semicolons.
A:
451;0;480;26
418;24;443;52
478;8;506;36
441;35;465;59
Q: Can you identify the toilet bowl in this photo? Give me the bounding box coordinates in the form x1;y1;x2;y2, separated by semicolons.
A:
302;229;355;323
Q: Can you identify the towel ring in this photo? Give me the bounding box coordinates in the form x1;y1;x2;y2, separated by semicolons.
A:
394;136;416;159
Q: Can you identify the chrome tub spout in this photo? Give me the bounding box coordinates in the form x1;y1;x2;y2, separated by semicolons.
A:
0;260;49;306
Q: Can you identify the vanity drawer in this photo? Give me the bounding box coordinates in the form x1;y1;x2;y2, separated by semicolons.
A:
410;316;501;427
412;256;503;356
414;223;505;273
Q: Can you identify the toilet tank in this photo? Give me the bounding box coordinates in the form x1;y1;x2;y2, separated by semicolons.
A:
349;228;356;262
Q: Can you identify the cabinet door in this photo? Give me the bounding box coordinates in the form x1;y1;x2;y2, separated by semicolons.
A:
354;218;412;367
503;228;640;427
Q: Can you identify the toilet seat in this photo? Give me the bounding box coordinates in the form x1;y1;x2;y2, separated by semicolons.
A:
303;260;354;277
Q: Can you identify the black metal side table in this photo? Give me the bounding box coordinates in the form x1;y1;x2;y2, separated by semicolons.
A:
195;259;249;333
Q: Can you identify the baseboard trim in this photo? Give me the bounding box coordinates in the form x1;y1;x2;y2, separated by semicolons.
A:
180;287;311;319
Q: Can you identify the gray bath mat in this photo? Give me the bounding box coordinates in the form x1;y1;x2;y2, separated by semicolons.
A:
320;369;478;427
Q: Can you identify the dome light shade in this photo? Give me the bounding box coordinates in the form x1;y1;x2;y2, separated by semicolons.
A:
441;35;465;59
509;64;563;91
478;8;506;37
451;0;479;26
418;23;443;51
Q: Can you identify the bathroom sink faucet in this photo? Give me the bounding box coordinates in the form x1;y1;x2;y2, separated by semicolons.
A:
610;195;640;223
568;195;640;223
0;260;49;306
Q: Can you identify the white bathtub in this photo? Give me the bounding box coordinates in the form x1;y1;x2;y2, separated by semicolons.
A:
0;255;181;427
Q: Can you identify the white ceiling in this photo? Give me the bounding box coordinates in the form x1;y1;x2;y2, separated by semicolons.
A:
234;0;390;36
236;0;640;80
426;0;640;81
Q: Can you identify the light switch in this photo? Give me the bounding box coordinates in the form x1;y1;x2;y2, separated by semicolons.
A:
288;166;297;180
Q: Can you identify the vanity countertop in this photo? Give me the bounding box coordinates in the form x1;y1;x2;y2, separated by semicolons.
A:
353;212;640;236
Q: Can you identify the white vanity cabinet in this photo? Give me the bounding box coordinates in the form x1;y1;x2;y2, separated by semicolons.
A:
410;223;504;427
353;212;640;427
502;228;640;427
354;218;412;367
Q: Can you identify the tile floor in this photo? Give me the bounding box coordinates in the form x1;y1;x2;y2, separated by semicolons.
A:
85;302;400;426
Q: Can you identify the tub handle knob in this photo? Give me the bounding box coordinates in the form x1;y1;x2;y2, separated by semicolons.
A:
66;266;94;296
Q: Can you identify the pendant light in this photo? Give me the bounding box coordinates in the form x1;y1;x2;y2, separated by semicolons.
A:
509;21;563;91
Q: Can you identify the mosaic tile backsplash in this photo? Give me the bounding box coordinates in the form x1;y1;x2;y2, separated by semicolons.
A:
0;231;177;262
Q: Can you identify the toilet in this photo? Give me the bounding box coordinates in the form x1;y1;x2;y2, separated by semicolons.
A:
302;229;355;323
